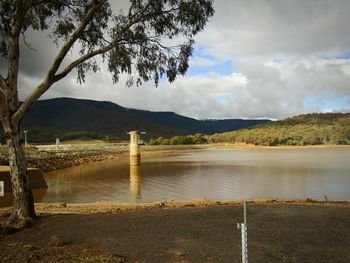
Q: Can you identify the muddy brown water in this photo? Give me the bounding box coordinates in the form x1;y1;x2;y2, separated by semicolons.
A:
1;147;350;207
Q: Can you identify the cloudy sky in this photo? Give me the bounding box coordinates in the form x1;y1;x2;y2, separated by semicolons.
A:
3;0;350;120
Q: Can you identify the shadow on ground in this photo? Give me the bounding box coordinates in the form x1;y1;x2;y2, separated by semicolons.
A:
1;205;350;262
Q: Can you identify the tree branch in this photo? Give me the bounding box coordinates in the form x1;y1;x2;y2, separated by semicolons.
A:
31;0;51;6
4;0;23;102
30;0;83;9
131;0;152;22
127;0;136;19
13;0;107;123
54;2;158;82
147;37;181;52
52;1;155;82
53;44;114;82
0;74;5;88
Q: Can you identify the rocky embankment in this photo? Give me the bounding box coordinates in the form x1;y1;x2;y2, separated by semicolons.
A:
0;144;129;171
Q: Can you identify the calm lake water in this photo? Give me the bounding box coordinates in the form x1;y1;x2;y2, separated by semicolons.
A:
37;147;350;203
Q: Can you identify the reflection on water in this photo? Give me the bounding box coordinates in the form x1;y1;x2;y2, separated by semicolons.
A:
2;148;349;206
130;165;141;200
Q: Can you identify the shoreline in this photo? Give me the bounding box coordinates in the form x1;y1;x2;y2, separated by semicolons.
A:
2;198;350;216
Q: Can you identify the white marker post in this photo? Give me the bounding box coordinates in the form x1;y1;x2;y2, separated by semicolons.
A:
56;138;60;150
237;201;248;263
24;130;28;147
0;181;4;196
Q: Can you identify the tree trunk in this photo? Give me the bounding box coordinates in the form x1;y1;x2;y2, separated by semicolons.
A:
2;117;36;228
0;23;37;229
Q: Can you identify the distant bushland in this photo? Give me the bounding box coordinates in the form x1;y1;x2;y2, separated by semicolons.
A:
148;113;350;146
207;113;350;146
148;133;208;145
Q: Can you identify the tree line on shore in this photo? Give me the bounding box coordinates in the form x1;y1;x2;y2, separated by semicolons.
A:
148;133;208;145
148;113;350;146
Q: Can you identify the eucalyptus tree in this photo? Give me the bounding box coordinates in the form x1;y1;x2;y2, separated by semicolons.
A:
0;0;214;228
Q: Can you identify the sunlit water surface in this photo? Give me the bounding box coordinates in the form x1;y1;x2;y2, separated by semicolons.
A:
35;148;350;203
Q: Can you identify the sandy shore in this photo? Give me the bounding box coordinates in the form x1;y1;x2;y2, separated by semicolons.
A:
1;198;349;215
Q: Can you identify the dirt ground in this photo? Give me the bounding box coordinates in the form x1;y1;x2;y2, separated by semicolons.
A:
0;201;350;263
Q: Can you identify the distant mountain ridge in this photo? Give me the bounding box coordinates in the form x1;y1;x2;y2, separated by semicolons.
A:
0;97;270;143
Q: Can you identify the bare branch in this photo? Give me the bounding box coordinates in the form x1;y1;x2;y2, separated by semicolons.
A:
14;0;108;123
128;1;136;19
21;32;37;51
53;44;114;82
140;6;180;23
147;37;181;52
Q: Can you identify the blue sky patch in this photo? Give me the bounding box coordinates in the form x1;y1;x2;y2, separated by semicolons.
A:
187;59;233;76
215;93;238;103
322;50;350;60
336;51;350;59
304;94;349;110
187;46;234;76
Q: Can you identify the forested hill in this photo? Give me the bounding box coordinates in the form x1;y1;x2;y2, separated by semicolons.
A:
208;113;350;146
0;98;270;143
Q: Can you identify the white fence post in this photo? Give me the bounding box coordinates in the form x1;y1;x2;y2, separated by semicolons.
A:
0;181;4;196
237;201;248;263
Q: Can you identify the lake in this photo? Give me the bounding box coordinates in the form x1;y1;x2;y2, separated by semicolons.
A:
37;147;350;204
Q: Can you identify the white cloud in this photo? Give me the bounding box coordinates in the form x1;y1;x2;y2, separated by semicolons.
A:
197;0;350;59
